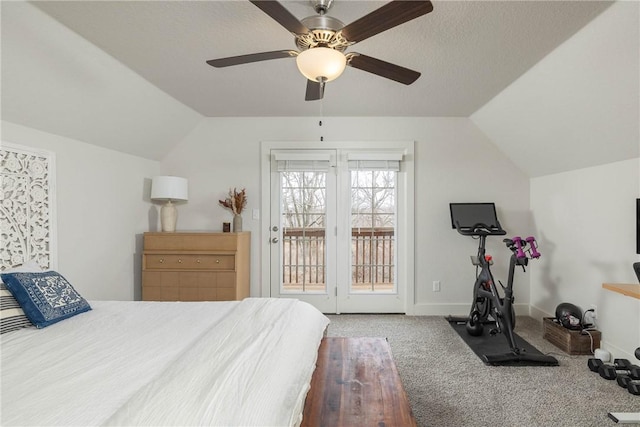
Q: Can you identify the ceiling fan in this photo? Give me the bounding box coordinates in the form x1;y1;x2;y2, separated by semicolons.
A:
206;0;434;101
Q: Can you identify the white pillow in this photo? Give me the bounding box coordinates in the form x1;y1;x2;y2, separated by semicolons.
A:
0;260;43;334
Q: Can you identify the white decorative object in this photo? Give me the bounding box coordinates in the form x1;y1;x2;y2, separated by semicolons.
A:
0;142;57;270
150;176;188;232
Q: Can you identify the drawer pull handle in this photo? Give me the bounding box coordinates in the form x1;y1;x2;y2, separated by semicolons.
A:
178;259;183;263
159;259;164;263
197;259;201;263
216;259;220;264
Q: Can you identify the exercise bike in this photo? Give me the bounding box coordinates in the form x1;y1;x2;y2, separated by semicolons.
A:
447;203;558;366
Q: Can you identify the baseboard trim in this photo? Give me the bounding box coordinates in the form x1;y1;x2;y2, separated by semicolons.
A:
529;304;553;321
601;340;636;362
412;303;530;316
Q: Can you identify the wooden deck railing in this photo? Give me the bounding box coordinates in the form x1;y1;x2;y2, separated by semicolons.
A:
282;227;395;291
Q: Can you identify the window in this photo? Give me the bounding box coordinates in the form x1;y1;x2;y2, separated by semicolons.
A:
349;156;400;293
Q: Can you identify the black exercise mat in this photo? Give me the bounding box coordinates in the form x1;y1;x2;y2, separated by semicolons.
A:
447;318;558;366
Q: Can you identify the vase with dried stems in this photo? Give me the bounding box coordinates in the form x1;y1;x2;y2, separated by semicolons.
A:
219;188;247;232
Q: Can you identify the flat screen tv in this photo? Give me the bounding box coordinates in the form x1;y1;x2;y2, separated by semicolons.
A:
449;202;500;230
637;198;640;254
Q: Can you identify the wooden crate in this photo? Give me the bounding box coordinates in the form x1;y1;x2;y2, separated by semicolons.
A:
543;317;601;355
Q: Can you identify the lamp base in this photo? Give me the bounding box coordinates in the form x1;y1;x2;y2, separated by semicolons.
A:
160;200;178;232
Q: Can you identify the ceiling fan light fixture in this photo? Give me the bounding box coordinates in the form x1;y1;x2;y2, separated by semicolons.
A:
296;47;346;83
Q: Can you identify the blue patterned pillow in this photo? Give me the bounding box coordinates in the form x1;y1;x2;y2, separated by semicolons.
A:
0;271;91;328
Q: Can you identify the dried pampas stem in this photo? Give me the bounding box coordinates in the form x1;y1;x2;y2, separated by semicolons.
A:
219;188;247;215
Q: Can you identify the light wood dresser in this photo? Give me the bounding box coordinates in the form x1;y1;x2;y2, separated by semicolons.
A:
142;232;250;301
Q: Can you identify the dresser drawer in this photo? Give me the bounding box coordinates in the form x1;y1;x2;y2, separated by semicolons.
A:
142;232;250;302
144;254;235;270
143;271;240;301
143;271;235;287
144;233;244;251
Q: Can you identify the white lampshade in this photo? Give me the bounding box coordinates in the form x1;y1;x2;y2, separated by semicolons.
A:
296;47;347;82
151;176;188;201
150;176;188;232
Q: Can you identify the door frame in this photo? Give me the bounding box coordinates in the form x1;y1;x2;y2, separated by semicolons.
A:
260;140;415;314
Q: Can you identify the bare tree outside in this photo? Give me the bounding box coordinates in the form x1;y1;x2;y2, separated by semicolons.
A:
280;169;396;293
281;172;326;292
351;170;396;292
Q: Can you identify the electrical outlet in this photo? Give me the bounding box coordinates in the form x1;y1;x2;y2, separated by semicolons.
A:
433;280;441;292
584;304;597;326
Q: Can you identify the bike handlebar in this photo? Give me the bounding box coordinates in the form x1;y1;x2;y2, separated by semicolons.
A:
455;221;507;237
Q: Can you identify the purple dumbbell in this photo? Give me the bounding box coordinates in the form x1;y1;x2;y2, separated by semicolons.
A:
512;236;526;258
526;236;541;258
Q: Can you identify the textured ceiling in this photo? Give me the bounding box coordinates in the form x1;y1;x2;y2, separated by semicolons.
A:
32;0;613;118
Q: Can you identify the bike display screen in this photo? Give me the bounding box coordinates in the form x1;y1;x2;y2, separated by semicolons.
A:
449;202;500;230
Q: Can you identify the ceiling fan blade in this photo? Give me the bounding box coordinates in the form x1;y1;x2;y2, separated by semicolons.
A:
250;1;310;36
340;0;433;44
305;80;325;101
348;54;421;85
206;50;296;67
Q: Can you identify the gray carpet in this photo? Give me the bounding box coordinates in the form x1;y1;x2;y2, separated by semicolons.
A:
325;314;639;427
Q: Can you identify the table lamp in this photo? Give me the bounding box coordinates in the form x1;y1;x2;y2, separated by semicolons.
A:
150;176;188;232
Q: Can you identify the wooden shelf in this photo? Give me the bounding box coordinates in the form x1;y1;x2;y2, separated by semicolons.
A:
602;283;640;299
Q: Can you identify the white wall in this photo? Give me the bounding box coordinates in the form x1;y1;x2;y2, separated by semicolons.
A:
471;1;639;177
2;121;160;301
530;159;639;360
1;1;202;161
161;117;532;314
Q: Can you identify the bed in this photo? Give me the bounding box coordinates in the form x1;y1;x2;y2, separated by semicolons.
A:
1;296;330;426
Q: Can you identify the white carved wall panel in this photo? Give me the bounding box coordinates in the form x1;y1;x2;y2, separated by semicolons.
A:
0;142;56;270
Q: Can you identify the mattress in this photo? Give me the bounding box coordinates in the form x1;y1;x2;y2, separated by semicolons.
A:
1;298;330;426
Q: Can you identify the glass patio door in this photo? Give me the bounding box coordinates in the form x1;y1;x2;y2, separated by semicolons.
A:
269;150;337;313
335;154;404;313
265;144;413;314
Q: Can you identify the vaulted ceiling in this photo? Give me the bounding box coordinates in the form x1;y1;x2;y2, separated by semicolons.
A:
30;0;612;117
4;0;637;176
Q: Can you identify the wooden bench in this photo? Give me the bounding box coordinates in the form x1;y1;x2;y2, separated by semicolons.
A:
301;337;417;427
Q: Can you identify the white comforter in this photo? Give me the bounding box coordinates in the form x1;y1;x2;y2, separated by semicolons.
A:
1;298;329;427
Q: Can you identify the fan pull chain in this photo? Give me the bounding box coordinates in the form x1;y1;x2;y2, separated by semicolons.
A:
319;98;324;141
